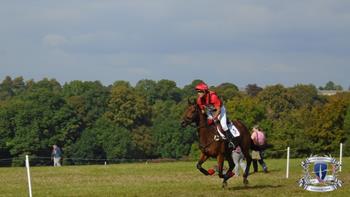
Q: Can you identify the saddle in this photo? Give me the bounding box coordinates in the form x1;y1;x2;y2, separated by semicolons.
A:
210;120;227;141
210;119;240;139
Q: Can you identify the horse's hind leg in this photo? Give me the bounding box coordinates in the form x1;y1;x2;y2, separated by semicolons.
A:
196;153;210;175
242;151;252;185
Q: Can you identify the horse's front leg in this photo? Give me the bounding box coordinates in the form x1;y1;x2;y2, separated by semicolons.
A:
216;154;225;178
196;152;210;175
223;151;235;182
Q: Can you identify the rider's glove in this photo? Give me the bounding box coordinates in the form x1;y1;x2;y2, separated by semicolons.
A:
214;118;220;124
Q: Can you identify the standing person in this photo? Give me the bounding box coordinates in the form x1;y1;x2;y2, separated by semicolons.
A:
232;145;246;176
51;144;62;167
251;125;268;173
195;81;240;148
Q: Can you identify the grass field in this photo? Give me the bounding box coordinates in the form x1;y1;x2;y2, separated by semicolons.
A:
0;158;348;197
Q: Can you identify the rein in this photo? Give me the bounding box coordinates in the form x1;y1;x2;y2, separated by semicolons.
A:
198;125;222;152
183;103;223;152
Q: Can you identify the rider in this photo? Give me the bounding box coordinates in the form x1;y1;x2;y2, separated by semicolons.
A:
195;81;239;149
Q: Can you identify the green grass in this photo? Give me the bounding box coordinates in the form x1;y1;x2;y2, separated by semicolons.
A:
0;158;349;197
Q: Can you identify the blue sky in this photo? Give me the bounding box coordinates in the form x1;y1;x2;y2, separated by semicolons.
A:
0;0;349;88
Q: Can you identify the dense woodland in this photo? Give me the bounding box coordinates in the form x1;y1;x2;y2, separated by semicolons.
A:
0;76;349;166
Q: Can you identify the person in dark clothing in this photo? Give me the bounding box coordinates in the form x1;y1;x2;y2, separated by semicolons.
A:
251;125;268;173
252;150;267;173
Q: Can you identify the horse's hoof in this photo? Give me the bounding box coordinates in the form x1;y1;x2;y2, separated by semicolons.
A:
222;181;228;189
243;178;249;185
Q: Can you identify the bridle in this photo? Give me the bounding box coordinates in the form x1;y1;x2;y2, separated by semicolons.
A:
181;104;200;128
198;124;222;152
182;104;222;152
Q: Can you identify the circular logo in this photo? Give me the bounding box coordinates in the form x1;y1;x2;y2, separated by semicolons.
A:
299;155;342;192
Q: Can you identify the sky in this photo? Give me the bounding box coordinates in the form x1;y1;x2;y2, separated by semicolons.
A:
0;0;349;88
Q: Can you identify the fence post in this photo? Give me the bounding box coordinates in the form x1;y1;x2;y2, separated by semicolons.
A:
339;143;343;172
286;147;290;179
25;155;33;197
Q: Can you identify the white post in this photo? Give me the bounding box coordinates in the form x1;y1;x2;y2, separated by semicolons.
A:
25;155;33;197
286;147;290;179
339;143;343;172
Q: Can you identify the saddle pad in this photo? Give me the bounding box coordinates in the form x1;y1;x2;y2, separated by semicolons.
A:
229;123;240;137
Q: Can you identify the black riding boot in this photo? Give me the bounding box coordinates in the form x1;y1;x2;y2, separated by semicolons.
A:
225;130;239;149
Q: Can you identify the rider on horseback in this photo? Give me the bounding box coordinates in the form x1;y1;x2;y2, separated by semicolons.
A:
195;81;239;149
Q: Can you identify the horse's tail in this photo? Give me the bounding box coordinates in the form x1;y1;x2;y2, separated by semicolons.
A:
250;139;261;151
233;120;259;151
232;119;271;151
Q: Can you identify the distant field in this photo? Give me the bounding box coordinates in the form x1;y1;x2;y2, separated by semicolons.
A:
0;158;348;197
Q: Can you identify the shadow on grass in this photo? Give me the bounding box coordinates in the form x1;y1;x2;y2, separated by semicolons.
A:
228;184;283;191
248;169;281;174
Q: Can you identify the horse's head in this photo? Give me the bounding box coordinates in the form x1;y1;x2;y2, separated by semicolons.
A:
181;99;199;128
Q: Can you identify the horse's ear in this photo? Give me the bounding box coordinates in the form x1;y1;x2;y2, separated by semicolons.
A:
192;99;196;105
187;98;192;105
187;98;196;105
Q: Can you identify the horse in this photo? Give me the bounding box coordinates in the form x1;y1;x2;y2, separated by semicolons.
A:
181;100;253;187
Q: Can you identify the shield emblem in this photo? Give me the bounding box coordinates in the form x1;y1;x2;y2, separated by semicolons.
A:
314;162;327;181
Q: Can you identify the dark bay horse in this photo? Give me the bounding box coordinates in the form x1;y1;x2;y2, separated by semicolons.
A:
181;100;253;187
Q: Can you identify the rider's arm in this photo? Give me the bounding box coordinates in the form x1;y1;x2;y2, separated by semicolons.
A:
210;93;222;120
213;107;221;120
196;97;206;114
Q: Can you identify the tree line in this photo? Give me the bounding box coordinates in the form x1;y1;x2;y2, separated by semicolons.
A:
0;76;349;166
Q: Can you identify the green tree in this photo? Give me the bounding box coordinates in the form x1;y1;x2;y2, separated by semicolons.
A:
0;100;16;165
0;79;82;165
266;108;311;158
0;76;14;100
245;84;263;97
71;128;105;164
226;96;265;128
131;125;156;158
303;95;349;154
287;84;321;109
105;82;150;129
213;82;239;102
62;80;109;127
152;100;195;158
135;79;158;105
320;81;343;90
343;105;350;156
258;84;294;119
94;117;133;159
156;79;182;102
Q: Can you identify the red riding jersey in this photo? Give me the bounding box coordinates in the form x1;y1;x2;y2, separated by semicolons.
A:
196;91;222;111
